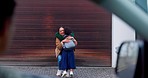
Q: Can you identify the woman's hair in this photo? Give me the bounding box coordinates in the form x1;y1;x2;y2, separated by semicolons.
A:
58;26;64;32
64;27;72;36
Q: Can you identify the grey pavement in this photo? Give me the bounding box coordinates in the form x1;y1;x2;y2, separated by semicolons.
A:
2;66;117;78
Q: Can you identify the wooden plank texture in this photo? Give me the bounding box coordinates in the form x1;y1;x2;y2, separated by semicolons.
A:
5;0;112;66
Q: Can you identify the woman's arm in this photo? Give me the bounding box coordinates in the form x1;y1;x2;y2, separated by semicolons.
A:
55;38;62;50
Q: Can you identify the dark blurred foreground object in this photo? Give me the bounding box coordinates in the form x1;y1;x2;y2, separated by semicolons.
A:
115;40;146;78
0;0;51;78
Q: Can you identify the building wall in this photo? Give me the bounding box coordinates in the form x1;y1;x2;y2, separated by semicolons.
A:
112;14;135;67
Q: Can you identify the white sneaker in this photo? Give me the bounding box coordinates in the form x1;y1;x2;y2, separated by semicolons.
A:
70;71;74;77
56;70;63;76
61;70;67;77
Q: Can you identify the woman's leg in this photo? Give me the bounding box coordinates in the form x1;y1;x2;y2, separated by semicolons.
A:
58;55;62;67
56;55;63;76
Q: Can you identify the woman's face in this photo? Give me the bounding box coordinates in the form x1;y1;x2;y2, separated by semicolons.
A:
59;27;65;36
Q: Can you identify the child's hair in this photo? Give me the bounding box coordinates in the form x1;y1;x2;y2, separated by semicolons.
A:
64;27;72;36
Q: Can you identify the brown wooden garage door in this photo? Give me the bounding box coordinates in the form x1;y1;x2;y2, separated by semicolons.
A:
4;0;112;66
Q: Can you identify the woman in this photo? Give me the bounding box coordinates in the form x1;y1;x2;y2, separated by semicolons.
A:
55;27;74;76
60;27;78;77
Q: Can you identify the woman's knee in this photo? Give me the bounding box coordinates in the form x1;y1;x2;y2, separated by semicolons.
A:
58;55;62;63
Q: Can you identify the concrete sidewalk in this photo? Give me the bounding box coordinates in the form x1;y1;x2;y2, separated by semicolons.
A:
3;66;117;78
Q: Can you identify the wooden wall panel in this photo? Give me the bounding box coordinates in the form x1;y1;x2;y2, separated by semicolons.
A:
6;0;112;66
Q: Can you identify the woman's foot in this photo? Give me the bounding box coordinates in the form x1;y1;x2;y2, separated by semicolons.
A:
56;70;63;76
61;70;67;77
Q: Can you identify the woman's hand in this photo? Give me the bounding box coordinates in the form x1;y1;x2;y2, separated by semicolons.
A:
62;39;70;43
